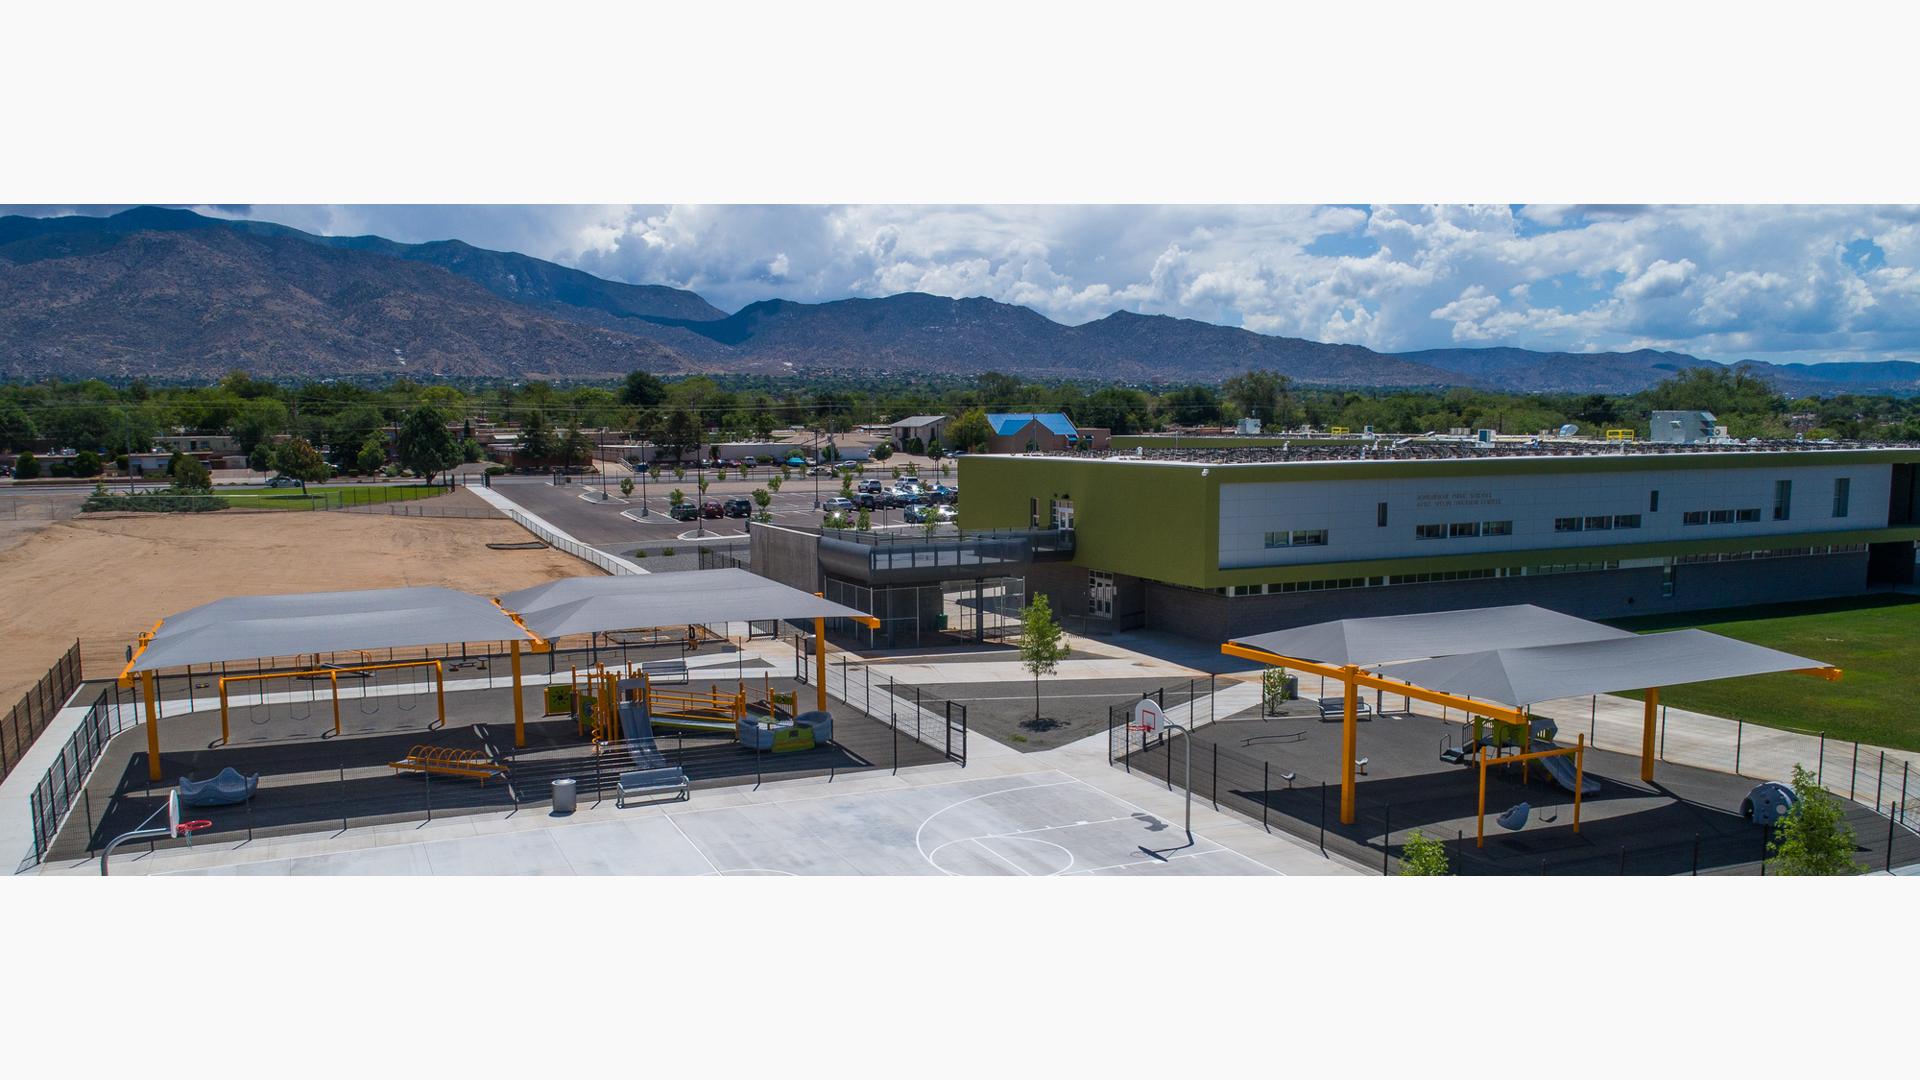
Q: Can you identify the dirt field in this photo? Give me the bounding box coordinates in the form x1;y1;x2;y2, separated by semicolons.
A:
0;504;594;707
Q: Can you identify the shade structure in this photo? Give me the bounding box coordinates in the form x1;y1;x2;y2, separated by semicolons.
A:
1375;628;1834;707
1228;604;1632;667
498;568;874;639
129;586;536;673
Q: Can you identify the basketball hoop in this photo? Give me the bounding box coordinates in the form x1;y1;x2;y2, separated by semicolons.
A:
176;820;213;847
1130;697;1167;736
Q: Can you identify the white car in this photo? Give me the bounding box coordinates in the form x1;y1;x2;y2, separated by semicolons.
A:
822;497;855;513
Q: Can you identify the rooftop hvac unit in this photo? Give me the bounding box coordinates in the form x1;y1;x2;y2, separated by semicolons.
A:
1476;429;1495;444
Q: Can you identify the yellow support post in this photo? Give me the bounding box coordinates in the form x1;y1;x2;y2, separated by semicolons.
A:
1574;734;1586;833
814;614;828;714
1476;750;1489;848
330;671;341;736
434;659;447;729
1341;664;1358;825
142;669;162;782
1641;687;1659;782
510;641;526;749
218;680;231;746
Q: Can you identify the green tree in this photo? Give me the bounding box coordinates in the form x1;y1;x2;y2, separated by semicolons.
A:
946;409;993;453
1018;594;1068;724
170;453;212;491
1163;385;1224;426
13;451;40;480
395;406;461;482
228;397;290;456
1398;831;1451;875
856;507;871;531
659;406;702;463
71;449;103;478
518;409;554;465
619;371;667;410
767;475;783;494
247;442;275;472
355;434;388;476
0;399;38;450
669;488;685;507
1223;370;1294;428
872;442;893;461
620;476;635;498
274;437;330;492
560;425;594;469
1767;764;1864;875
905;435;925;455
328;404;386;467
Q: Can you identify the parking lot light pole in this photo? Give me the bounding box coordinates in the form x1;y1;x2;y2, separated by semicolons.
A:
640;440;650;516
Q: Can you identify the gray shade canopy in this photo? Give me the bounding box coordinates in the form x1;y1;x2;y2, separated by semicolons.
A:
498;569;873;639
1375;629;1833;707
131;586;533;672
1228;604;1632;667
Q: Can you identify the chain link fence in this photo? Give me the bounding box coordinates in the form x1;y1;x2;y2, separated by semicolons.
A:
1;640;83;784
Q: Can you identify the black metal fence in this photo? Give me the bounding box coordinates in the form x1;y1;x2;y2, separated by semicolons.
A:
2;640;83;784
777;626;967;766
26;684;125;865
1107;709;1920;876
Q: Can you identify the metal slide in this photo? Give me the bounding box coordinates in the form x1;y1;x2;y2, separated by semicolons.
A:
1528;741;1601;795
618;702;670;769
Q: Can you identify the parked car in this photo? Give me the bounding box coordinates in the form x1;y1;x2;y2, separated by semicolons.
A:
823;497;855;513
265;475;301;488
903;504;933;523
927;484;957;503
891;491;925;507
701;499;724;518
858;479;883;494
937;505;958;522
670;502;699;521
808;465;835;476
724;497;753;517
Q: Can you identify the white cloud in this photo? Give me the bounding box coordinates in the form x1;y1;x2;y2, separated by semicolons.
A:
57;201;1920;363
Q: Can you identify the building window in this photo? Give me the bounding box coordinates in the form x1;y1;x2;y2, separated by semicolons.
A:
1415;524;1446;540
1554;517;1582;532
1483;520;1513;536
1661;563;1675;599
1584;516;1613;531
1774;479;1792;520
1448;522;1481;538
1231;584;1263;597
1377;502;1389;527
1029;497;1039;529
1291;529;1328;546
1649;490;1660;512
1833;477;1850;518
1709;509;1733;524
1263;531;1290;548
1683;511;1708;526
1613;514;1642;529
1735;508;1760;523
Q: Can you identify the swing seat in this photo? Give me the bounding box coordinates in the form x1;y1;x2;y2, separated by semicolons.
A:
1495;802;1532;831
179;768;259;806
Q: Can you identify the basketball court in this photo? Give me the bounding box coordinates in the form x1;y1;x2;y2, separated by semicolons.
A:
101;769;1278;876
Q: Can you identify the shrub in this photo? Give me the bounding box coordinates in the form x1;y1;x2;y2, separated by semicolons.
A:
12;451;39;479
662;547;676;557
1398;831;1451;875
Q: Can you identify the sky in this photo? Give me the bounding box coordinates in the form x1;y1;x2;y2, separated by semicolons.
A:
15;204;1920;365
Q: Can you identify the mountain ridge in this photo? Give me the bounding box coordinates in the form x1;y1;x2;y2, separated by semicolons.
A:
2;207;1915;394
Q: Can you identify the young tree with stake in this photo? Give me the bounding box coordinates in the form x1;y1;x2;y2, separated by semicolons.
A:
1019;594;1067;725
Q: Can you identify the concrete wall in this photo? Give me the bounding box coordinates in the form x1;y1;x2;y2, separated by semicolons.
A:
1140;550;1870;641
748;522;822;594
1024;562;1148;633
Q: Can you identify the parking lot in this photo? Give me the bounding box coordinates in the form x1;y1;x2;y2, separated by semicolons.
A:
490;469;956;554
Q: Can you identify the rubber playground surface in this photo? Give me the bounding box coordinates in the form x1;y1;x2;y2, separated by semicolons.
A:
121;770;1277;876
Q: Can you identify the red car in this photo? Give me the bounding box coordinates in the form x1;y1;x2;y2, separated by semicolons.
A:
701;499;724;518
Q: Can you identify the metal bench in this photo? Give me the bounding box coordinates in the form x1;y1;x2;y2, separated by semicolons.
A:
1316;697;1373;721
639;659;690;685
617;766;691;807
388;745;507;783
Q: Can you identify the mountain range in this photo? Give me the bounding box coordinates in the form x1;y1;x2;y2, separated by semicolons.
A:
3;206;1916;395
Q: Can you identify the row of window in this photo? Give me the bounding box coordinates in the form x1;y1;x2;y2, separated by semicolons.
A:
1213;562;1622;597
1553;514;1643;532
1414;520;1514;540
1682;508;1761;526
1674;543;1866;565
1262;529;1328;548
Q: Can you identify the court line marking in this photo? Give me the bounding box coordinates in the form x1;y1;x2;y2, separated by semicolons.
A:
1062;848;1241;875
912;778;1082;874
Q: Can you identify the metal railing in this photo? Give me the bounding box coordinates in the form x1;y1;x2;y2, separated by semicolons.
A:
26;684;126;865
494;505;643;575
2;640;83;784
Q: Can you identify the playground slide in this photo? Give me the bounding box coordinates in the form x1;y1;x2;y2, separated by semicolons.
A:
1528;741;1601;795
618;703;670;769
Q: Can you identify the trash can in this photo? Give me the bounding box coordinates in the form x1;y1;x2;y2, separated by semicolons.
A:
551;778;577;814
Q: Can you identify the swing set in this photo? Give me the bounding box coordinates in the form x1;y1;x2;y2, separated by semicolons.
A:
216;659;446;744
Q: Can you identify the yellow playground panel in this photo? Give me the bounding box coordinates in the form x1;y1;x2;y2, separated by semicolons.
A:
215;658;446;744
388;744;508;784
1605;428;1635;440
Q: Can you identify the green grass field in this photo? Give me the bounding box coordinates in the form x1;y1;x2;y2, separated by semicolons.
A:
1609;594;1920;751
217;483;447;511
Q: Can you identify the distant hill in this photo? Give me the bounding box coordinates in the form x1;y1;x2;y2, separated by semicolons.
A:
0;207;1910;393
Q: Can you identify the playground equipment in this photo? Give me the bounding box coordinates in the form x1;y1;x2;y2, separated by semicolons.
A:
1495;802;1531;831
215;659;446;744
1476;734;1586;847
1741;780;1797;825
177;767;259;807
570;664;796;744
388;745;508;784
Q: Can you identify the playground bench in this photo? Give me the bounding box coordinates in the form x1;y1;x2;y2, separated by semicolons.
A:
1317;697;1373;721
639;659;690;685
617;766;691;807
388;745;508;784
